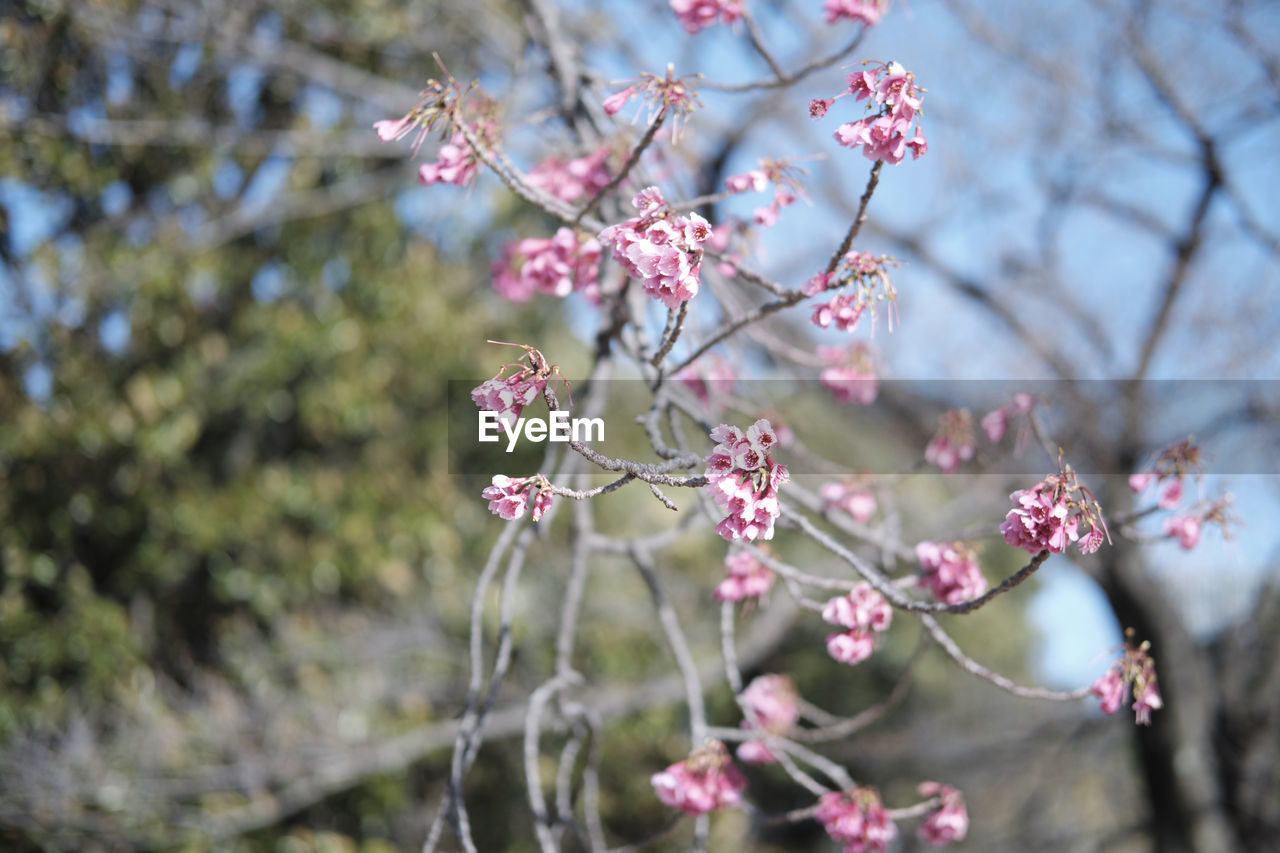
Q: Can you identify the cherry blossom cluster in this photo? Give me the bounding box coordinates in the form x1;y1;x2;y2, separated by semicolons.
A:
812;61;926;165
1000;464;1110;556
525;147;613;203
916;541;987;605
815;786;898;852
1090;634;1163;725
372;77;499;187
705;420;789;542
980;391;1034;443
806;251;898;334
821;582;892;665
491;227;602;303
823;0;890;27
1162;494;1235;551
724;158;808;227
916;782;970;846
736;674;800;764
481;474;555;521
820;480;877;523
471;343;555;422
924;409;975;474
818;343;879;405
603;64;703;142
1128;440;1234;550
714;548;776;602
650;739;746;815
669;0;742;34
599;186;712;309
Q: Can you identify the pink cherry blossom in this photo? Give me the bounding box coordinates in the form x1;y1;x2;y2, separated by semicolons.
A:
1090;663;1127;715
917;782;969;846
981;407;1008;443
1091;637;1162;725
820;481;877;523
482;475;529;521
1157;477;1183;509
481;475;556;522
925;409;976;474
526;147;612;203
670;0;743;34
1162;514;1201;550
725;169;769;193
810;97;835;117
822;0;889;27
705;419;789;542
815;787;899;852
418;131;484;187
602;86;636;116
373;116;413;143
815;59;926;165
916;541;987;605
599;186;712;309
808;251;897;334
1128;472;1155;493
826;629;877;665
714;550;776;602
472;373;545;420
1000;468;1109;556
1132;675;1163;725
491;228;602;303
736;674;799;764
822;583;891;666
818;343;879;405
651;740;746;815
675;355;735;409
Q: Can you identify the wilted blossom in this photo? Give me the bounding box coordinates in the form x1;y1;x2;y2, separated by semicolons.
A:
815;786;899;852
705;420;789;542
599;186;712;309
819;343;879;405
916;541;987;605
491;227;602;303
472;373;544;422
823;0;890;27
924;409;975;474
526;147;612;203
808;251;898;335
715;549;775;602
471;344;555;422
481;475;555;522
670;0;742;33
820;481;877;523
601;64;702;143
814;60;926;165
1162;514;1201;550
1090;635;1162;725
736;674;799;764
917;782;969;846
651;739;746;815
1000;466;1109;556
822;582;891;666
